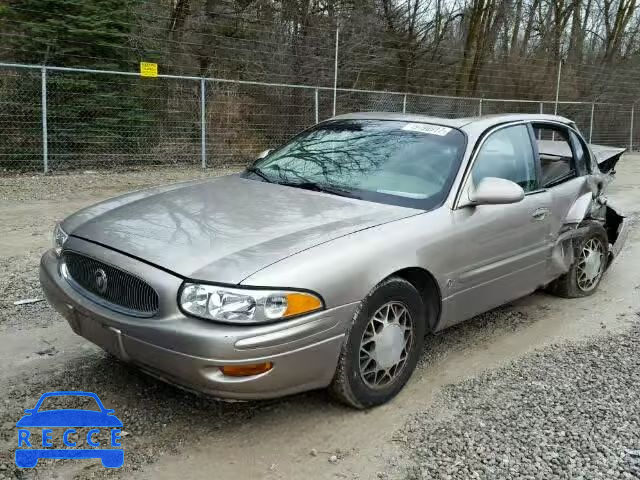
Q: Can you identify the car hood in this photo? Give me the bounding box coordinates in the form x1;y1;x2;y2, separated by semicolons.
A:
64;175;419;284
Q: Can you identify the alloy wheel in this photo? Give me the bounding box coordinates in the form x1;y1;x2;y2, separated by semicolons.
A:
358;301;414;389
576;238;605;292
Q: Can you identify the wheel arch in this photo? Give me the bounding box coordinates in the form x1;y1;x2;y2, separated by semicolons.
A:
386;266;442;332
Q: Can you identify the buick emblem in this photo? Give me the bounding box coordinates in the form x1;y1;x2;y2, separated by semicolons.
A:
94;268;108;294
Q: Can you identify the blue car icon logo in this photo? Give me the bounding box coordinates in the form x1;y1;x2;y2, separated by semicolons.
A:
15;391;123;468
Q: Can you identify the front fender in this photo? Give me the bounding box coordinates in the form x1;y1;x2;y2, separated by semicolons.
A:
240;211;450;310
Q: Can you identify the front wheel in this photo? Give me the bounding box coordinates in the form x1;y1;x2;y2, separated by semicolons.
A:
329;277;426;409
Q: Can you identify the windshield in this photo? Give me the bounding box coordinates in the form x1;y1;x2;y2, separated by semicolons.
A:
247;119;466;209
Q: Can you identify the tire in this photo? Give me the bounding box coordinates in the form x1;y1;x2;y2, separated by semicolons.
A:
329;276;426;409
547;220;608;298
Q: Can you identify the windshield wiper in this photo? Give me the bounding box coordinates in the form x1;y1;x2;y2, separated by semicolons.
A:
245;166;272;183
278;180;359;199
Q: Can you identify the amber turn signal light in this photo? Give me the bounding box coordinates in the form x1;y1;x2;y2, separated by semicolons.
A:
220;362;273;377
283;292;323;317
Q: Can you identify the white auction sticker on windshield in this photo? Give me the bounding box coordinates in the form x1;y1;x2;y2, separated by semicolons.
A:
402;123;452;136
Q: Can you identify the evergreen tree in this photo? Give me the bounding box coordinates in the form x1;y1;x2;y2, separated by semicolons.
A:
2;0;154;170
6;0;134;69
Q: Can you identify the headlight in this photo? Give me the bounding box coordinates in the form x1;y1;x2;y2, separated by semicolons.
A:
179;283;323;324
52;222;68;255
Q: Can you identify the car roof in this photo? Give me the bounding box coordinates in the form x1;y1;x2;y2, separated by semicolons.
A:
330;112;573;131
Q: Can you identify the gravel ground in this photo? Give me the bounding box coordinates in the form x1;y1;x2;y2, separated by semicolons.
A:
0;166;239;202
391;321;640;480
0;253;56;331
0;305;536;480
0;351;304;479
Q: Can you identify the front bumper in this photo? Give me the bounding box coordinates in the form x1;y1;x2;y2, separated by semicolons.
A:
40;242;358;400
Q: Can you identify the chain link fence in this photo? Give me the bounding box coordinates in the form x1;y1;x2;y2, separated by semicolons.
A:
207;82;317;166
0;66;42;171
0;62;637;174
407;95;480;118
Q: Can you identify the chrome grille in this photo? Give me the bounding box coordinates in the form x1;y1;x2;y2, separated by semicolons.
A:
62;251;159;317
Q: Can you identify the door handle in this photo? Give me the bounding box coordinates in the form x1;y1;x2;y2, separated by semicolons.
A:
531;208;549;221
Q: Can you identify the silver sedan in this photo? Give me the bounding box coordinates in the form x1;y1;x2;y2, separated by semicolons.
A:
40;113;629;408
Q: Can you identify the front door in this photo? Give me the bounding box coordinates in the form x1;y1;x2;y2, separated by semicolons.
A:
446;123;552;325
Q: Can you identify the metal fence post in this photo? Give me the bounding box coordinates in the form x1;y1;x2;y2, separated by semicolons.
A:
589;102;595;143
314;88;319;124
402;94;407;114
554;61;562;116
538;102;543;140
478;98;483;116
630;105;634;152
200;78;206;169
41;66;48;174
333;27;339;117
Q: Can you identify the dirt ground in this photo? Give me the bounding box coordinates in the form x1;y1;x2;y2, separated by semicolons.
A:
0;159;638;479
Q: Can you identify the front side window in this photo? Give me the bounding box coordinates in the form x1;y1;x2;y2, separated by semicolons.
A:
248;120;467;209
471;124;538;192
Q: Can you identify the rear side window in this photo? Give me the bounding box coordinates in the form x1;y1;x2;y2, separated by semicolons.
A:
534;125;576;186
471;124;538;192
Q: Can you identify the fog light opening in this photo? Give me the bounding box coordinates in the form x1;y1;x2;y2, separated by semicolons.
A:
220;362;273;377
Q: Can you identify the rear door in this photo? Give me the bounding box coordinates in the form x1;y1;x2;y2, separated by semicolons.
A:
532;122;602;280
533;124;594;223
446;123;553;324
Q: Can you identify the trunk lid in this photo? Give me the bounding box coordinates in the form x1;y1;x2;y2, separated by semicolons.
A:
589;144;626;173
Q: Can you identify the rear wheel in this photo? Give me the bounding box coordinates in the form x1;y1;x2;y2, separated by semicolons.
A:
329;277;426;409
548;220;608;298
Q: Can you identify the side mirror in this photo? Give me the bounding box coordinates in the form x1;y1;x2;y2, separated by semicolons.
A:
257;149;273;160
469;177;524;205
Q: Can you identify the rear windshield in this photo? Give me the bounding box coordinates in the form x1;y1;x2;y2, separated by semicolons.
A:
251;119;466;209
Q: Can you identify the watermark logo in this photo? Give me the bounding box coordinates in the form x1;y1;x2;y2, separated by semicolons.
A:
15;391;123;468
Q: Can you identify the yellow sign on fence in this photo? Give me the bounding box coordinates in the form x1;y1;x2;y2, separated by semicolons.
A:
140;62;158;78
